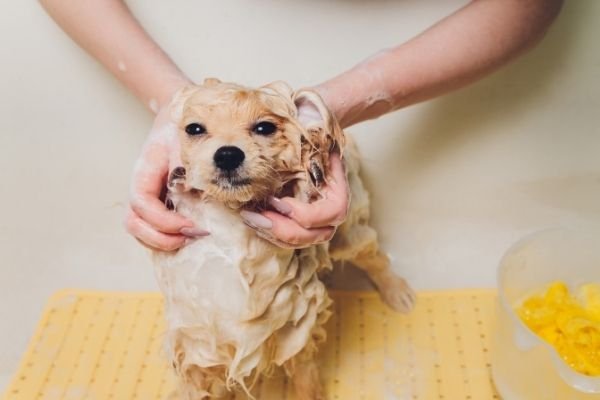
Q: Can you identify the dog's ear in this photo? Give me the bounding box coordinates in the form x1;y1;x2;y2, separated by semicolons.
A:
260;81;294;99
293;89;345;155
169;85;200;122
292;89;346;191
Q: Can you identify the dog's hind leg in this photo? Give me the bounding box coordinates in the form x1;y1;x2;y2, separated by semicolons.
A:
329;137;415;313
350;240;415;313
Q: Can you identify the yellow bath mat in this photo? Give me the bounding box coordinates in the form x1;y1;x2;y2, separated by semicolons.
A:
2;289;500;399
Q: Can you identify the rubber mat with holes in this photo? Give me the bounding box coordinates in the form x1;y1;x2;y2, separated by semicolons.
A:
2;289;500;400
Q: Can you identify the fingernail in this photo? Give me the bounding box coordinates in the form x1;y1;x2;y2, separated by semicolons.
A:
268;196;292;216
240;210;273;229
180;227;210;237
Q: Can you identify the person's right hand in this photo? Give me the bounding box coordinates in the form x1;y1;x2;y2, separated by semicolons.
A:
125;103;209;251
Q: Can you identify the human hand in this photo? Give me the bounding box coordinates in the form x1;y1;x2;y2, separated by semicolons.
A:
240;152;349;248
125;103;208;251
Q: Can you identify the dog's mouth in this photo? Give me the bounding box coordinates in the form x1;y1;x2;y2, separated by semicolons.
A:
211;172;251;189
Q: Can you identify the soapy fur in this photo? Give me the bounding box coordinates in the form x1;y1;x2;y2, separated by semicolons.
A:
153;79;415;399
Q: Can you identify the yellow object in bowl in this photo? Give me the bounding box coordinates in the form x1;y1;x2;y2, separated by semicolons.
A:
517;281;600;376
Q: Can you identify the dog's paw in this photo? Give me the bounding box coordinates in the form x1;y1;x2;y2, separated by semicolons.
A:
373;273;416;313
167;166;186;189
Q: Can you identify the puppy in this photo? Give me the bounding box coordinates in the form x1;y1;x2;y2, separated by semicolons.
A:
153;79;415;400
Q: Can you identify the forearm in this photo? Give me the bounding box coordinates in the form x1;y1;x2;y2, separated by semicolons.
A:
40;0;191;112
315;0;563;128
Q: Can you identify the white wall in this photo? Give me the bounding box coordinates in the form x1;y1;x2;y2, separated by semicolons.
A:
1;0;599;388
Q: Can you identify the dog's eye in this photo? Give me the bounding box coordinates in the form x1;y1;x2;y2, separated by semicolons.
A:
185;123;206;136
252;121;277;136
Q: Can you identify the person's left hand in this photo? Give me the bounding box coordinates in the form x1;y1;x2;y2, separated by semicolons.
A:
240;153;349;248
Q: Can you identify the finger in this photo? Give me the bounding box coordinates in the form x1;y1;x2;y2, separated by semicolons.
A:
130;148;196;234
130;193;195;234
259;210;335;247
125;210;188;251
270;155;349;229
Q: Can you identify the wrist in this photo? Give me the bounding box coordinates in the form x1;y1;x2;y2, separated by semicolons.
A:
152;75;193;114
311;82;352;129
312;51;402;128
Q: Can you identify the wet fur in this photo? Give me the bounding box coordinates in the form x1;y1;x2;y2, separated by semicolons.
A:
153;79;415;400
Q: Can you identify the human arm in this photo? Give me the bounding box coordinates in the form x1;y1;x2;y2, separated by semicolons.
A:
40;0;203;251
314;0;564;128
39;0;190;110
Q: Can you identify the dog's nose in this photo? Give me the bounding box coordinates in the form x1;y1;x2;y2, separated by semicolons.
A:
213;146;245;171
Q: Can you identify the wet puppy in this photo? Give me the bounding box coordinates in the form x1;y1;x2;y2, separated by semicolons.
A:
153;79;415;400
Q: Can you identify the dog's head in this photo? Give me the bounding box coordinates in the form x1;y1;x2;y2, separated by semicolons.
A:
169;78;344;208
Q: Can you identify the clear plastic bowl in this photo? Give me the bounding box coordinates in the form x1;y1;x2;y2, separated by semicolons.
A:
492;228;600;399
